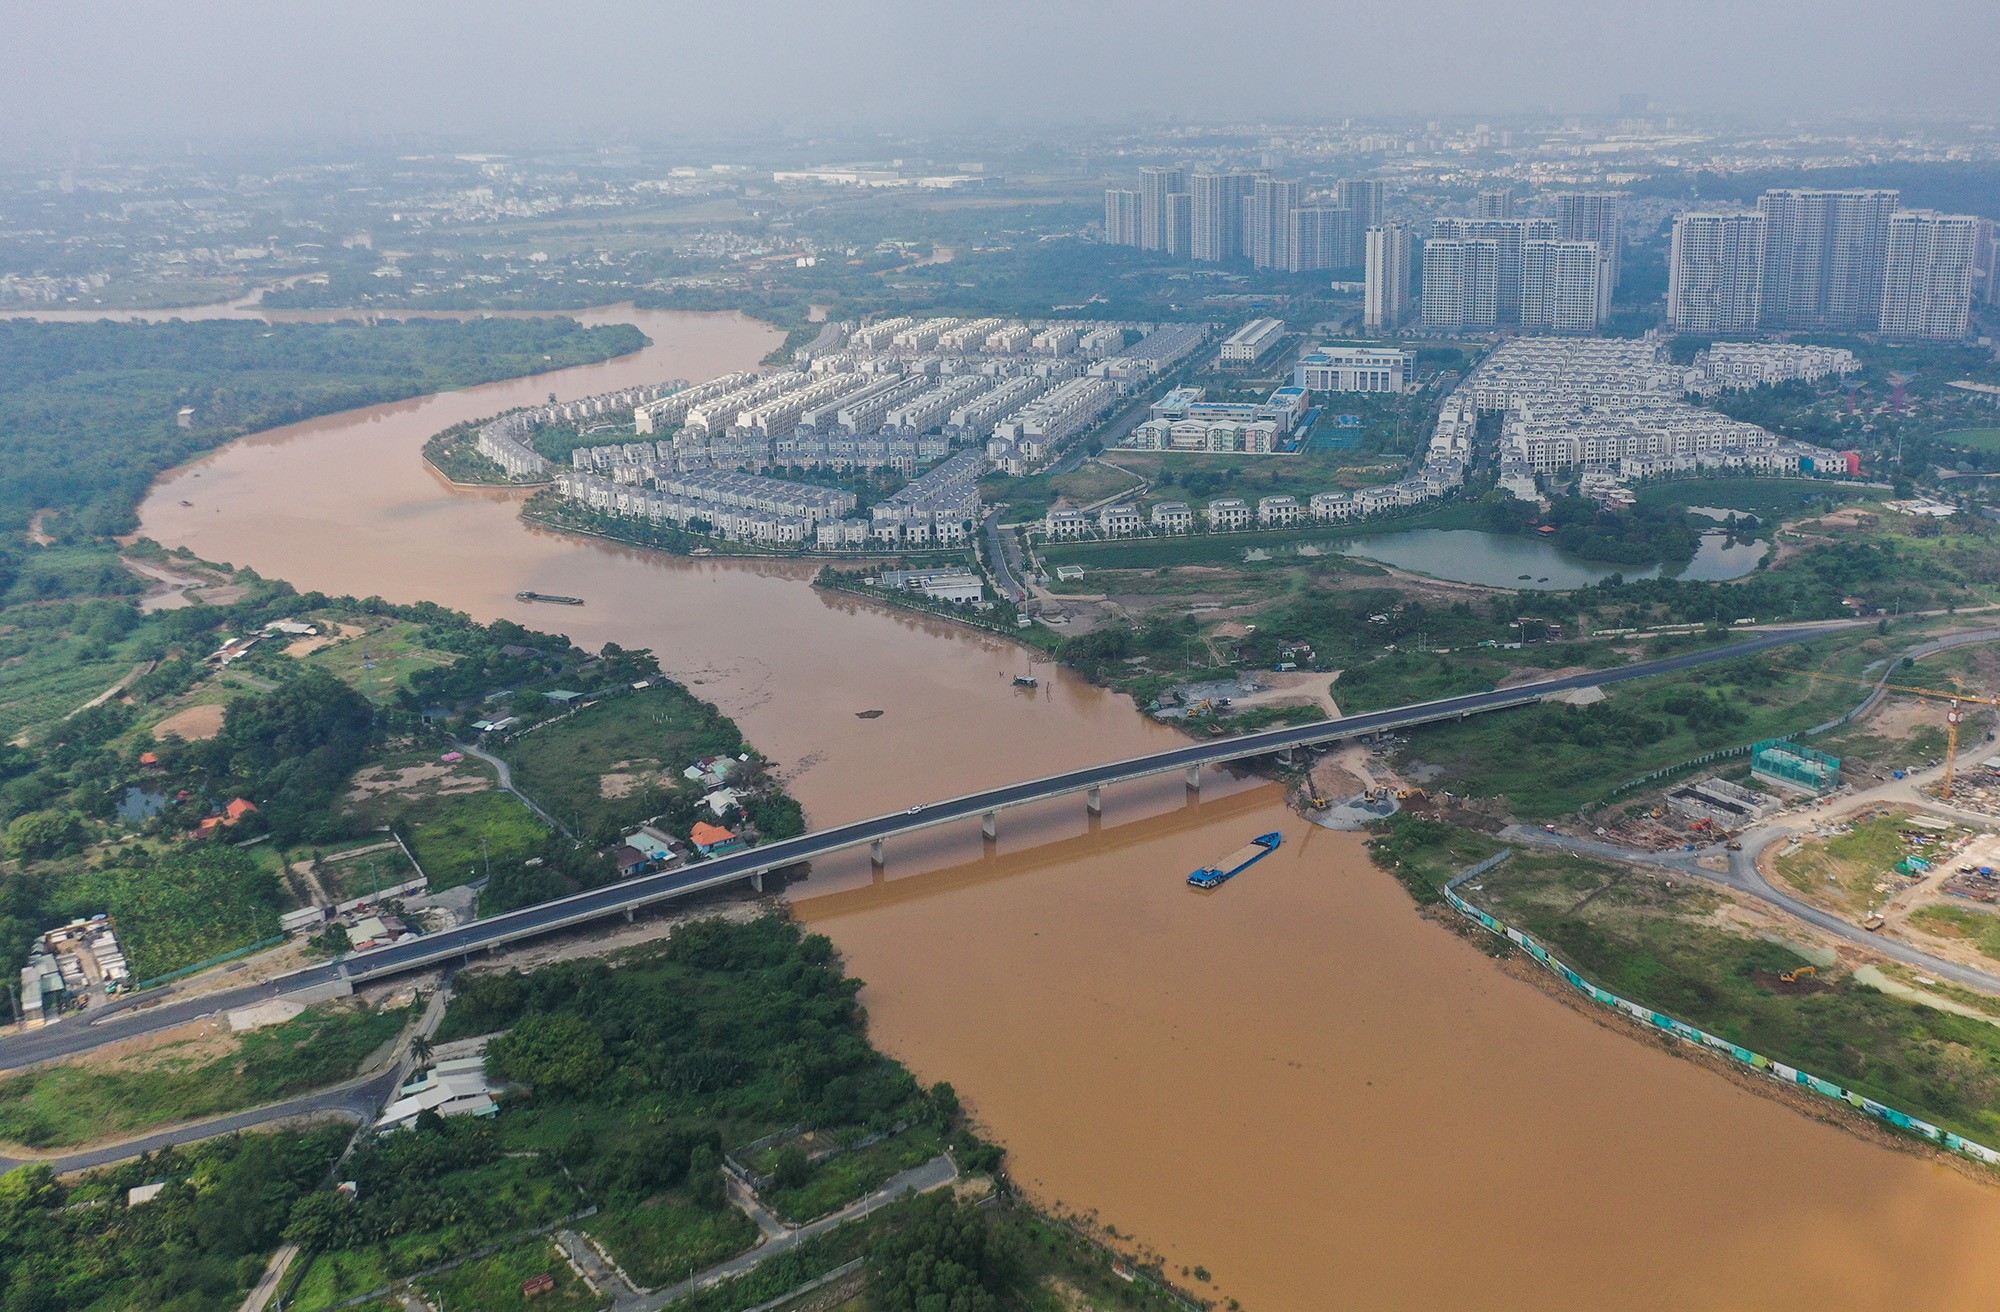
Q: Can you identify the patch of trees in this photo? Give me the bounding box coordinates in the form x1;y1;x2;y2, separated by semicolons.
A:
61;846;283;979
444;916;919;1133
0;1128;342;1312
866;1192;1021;1312
0;317;645;535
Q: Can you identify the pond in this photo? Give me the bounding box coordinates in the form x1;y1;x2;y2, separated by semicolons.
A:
1330;527;1765;590
115;786;168;822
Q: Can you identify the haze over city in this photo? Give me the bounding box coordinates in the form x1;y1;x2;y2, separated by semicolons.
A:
6;0;2000;150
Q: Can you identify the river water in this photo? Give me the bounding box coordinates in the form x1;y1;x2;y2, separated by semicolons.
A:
131;305;2000;1309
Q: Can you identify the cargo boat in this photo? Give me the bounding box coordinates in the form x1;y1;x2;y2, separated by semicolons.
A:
1188;831;1282;889
516;591;584;606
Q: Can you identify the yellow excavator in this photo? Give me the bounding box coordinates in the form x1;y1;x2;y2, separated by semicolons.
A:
1779;965;1817;984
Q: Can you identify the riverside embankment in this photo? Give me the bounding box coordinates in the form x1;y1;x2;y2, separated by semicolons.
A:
130;303;2000;1311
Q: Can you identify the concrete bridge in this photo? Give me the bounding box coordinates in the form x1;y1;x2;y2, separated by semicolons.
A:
0;622;1850;1072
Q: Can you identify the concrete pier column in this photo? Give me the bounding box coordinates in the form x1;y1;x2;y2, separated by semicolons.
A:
1185;765;1202;792
981;811;998;841
871;839;886;866
751;869;765;893
623;906;634;923
1086;786;1103;816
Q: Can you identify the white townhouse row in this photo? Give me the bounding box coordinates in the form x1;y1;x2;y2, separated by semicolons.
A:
473;383;680;480
475;411;549;479
883;375;995;435
682;372;815;439
733;371;872;437
949;375;1048;438
635;373;756;434
988;376;1122;474
1686;342;1860;395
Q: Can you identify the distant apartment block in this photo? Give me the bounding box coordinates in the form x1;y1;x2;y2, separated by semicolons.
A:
1668;212;1766;333
1364;223;1415;332
1139;167;1188;253
1879;210;1979;340
1665;191;1976;339
1757;188;1898;331
1104;189;1141;247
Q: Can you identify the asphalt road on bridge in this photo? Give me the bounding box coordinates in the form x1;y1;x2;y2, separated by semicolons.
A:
0;622;1856;1073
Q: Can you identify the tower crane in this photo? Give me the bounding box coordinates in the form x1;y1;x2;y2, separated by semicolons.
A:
1772;667;2000;800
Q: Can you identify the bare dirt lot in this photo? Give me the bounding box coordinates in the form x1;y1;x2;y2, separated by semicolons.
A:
346;759;490;803
151;701;227;741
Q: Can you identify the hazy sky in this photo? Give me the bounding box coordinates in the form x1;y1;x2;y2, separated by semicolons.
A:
6;0;1998;150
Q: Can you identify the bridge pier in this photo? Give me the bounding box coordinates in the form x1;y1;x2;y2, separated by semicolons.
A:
1086;786;1102;816
981;811;997;841
1185;765;1202;793
623;906;634;924
751;870;765;893
871;839;885;867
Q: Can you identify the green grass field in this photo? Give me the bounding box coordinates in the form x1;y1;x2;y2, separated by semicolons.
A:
0;1001;403;1149
1908;903;2000;963
583;1201;760;1287
296;619;460;704
759;1126;945;1224
1632;476;1868;519
499;684;744;839
1936;428;2000;455
388;789;547;891
1396;657;1863;818
421;1240;606;1312
290;1155;585;1311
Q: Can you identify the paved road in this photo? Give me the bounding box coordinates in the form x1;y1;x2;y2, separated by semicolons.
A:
629;1155;957;1310
0;622;1858;1073
0;1066;396;1177
982;510;1030;605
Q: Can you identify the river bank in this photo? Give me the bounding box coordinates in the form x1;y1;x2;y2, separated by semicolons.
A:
128;303;2000;1311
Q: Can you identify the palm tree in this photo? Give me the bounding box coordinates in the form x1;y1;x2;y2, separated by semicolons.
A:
410;1034;434;1066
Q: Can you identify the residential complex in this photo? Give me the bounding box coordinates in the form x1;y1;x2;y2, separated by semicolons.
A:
1068;332;1851;546
1669;189;1979;339
1469;337;1842;490
536;316;1207;549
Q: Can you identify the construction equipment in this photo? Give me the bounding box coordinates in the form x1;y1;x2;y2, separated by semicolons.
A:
1779;965;1817;984
1397;787;1427;802
1773;666;2000;800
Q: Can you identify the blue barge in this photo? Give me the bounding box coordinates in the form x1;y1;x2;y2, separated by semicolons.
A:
1188;832;1282;889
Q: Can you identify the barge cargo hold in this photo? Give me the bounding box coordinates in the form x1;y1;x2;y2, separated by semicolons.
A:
1188;831;1282;889
516;591;585;605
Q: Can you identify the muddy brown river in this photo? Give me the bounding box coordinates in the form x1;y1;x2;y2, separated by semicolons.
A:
132;305;2000;1309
